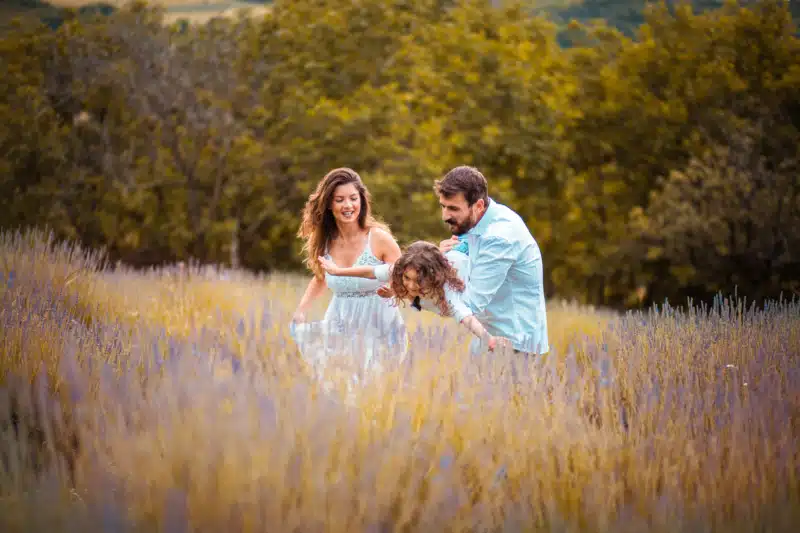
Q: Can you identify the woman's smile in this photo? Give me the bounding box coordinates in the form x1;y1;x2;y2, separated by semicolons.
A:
331;183;361;223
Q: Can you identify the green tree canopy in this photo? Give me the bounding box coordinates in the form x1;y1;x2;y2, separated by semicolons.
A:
1;0;798;308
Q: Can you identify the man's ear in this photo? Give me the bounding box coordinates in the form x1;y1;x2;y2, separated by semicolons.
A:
474;198;486;213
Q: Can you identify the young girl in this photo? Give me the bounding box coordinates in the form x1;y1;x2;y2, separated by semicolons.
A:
319;240;504;351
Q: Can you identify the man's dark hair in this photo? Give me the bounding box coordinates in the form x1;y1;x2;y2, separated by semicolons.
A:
434;165;489;206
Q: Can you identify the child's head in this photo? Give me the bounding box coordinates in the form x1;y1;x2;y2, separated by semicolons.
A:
390;241;465;316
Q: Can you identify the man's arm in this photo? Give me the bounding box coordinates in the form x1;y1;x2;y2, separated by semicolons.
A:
463;236;515;315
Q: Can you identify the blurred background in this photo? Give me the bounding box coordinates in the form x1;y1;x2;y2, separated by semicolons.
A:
2;0;799;310
2;5;799;531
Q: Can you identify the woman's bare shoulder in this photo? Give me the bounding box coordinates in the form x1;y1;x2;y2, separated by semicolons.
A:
370;226;396;243
369;226;401;258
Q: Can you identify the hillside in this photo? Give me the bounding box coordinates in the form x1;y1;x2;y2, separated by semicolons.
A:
0;1;271;29
4;1;799;36
543;0;800;39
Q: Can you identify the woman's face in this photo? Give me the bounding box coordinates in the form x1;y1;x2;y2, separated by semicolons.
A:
329;183;361;225
401;267;431;299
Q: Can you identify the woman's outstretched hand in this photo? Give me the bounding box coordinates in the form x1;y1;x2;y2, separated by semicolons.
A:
318;256;341;276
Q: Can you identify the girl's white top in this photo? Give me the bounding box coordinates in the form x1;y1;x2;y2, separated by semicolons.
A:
373;250;473;323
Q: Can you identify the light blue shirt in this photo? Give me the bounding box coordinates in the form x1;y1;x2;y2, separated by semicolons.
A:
462;198;549;354
373;250;473;323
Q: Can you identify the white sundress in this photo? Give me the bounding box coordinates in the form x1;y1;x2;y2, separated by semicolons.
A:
290;230;408;382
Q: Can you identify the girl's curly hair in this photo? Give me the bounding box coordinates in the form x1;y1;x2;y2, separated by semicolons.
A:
390;241;465;316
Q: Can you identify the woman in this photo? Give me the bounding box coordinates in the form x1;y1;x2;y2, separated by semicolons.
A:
291;167;407;374
318;241;505;351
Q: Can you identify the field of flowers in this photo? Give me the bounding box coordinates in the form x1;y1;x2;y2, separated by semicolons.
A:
1;228;798;532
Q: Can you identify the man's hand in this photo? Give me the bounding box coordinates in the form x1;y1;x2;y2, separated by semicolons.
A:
376;285;394;299
291;310;307;323
439;236;460;254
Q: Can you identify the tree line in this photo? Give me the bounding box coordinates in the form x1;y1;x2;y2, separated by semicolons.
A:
1;0;798;309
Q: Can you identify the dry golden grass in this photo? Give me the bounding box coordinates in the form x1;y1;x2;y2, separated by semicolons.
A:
1;227;798;533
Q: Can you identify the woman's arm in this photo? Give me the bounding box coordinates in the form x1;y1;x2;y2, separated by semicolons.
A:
318;256;379;279
292;275;326;322
317;227;399;281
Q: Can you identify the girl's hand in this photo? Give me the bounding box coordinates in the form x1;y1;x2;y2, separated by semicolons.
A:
439;235;460;254
376;285;394;299
488;336;512;351
318;256;340;276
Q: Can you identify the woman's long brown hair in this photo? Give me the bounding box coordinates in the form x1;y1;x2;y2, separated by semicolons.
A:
390;241;465;316
298;167;388;278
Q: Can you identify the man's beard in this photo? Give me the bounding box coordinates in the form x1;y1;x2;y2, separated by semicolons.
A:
446;217;473;236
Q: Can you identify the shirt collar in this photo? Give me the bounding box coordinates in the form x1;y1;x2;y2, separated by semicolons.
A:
467;197;496;236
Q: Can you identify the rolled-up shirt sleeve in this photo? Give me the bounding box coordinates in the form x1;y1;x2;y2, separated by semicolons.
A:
463;236;515;315
442;250;473;322
446;286;473;323
373;264;391;282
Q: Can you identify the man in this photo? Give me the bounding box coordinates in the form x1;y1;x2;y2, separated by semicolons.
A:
436;165;549;355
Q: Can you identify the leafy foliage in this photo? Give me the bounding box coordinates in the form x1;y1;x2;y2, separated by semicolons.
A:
1;0;798;308
544;0;800;43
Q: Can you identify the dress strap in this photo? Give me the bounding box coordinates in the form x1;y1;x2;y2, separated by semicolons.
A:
365;228;374;257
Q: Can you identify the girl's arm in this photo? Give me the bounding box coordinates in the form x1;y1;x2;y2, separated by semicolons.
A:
292;275;326;322
460;316;503;351
445;284;503;351
460;315;488;339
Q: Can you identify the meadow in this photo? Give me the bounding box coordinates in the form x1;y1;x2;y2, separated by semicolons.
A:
1;227;798;533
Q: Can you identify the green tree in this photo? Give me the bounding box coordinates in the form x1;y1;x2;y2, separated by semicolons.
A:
556;0;800;306
1;0;798;308
0;20;71;235
629;119;800;304
382;0;574;252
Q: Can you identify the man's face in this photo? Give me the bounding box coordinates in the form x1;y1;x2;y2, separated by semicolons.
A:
439;193;484;236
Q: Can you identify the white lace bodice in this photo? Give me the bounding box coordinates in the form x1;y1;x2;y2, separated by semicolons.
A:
324;230;385;296
291;229;408;378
